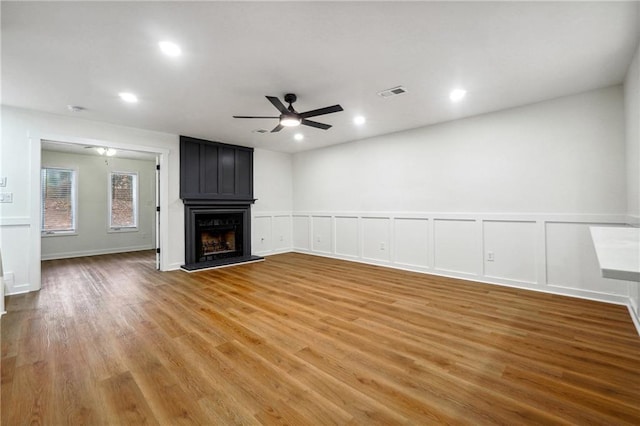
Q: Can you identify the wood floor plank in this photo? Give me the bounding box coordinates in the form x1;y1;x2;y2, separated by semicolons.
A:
288;361;411;425
4;360;54;426
2;250;639;424
100;371;159;425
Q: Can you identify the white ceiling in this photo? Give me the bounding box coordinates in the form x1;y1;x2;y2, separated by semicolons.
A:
3;1;639;153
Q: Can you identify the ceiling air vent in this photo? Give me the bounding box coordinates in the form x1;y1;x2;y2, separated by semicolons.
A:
377;86;407;98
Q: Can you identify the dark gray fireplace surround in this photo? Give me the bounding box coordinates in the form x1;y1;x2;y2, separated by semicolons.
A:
180;136;262;271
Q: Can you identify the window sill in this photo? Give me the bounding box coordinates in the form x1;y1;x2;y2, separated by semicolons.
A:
108;227;138;234
42;231;78;238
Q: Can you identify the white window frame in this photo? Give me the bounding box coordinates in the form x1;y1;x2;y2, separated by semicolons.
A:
108;171;139;232
41;166;78;236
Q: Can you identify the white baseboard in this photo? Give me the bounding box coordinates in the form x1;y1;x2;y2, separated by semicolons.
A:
165;262;184;271
628;303;640;335
5;284;33;297
254;248;293;257
41;245;153;261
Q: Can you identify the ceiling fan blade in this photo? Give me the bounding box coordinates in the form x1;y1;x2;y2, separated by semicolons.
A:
300;104;343;119
266;96;288;114
301;119;331;130
233;116;279;119
271;123;284;133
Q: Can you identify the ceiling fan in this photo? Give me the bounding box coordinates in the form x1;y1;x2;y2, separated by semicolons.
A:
233;93;343;133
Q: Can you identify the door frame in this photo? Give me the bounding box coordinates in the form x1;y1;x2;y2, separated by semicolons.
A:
32;133;170;290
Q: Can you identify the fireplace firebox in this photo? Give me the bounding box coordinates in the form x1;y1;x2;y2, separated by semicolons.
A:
197;213;241;260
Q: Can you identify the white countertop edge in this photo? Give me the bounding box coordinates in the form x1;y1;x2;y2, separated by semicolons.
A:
590;226;640;282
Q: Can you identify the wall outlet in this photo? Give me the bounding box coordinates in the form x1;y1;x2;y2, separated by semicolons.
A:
487;251;495;262
316;236;321;242
0;177;6;187
279;235;284;242
0;192;13;203
380;242;385;250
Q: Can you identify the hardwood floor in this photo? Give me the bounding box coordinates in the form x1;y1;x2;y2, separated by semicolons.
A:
2;251;639;425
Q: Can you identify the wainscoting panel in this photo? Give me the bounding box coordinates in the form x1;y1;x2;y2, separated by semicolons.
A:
292;215;310;251
334;216;359;258
483;220;537;284
253;216;272;255
312;216;332;254
0;223;32;295
433;219;480;276
393;218;429;268
546;222;631;297
272;215;292;252
362;217;391;262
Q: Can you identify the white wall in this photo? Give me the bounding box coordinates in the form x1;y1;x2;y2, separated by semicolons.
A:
624;42;640;322
625;42;640;225
291;86;637;317
253;148;292;213
294;86;625;214
40;150;156;260
252;148;294;256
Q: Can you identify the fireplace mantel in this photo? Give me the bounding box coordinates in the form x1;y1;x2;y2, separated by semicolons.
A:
182;199;256;206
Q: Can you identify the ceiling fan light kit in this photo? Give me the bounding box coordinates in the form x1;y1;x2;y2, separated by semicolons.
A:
234;93;344;133
280;114;302;127
87;146;117;156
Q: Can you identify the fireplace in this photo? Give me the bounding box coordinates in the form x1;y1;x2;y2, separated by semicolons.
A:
180;136;262;271
182;202;262;271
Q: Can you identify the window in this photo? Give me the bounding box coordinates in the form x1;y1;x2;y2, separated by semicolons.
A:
109;172;138;230
41;167;77;234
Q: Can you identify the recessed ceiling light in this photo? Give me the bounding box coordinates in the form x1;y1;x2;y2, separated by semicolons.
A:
294;133;304;141
159;41;182;57
119;92;138;103
449;88;467;102
354;116;366;125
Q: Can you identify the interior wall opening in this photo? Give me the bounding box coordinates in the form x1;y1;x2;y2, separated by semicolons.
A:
40;140;161;272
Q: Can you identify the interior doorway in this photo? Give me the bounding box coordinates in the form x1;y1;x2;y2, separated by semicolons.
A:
40;140;161;270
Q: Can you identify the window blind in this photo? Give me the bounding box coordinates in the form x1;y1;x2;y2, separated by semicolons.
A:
41;168;76;232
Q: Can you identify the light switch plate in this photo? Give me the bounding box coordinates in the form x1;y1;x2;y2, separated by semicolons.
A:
0;193;13;203
0;177;6;187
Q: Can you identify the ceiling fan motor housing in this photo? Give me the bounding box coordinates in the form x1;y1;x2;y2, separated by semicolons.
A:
284;93;297;105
